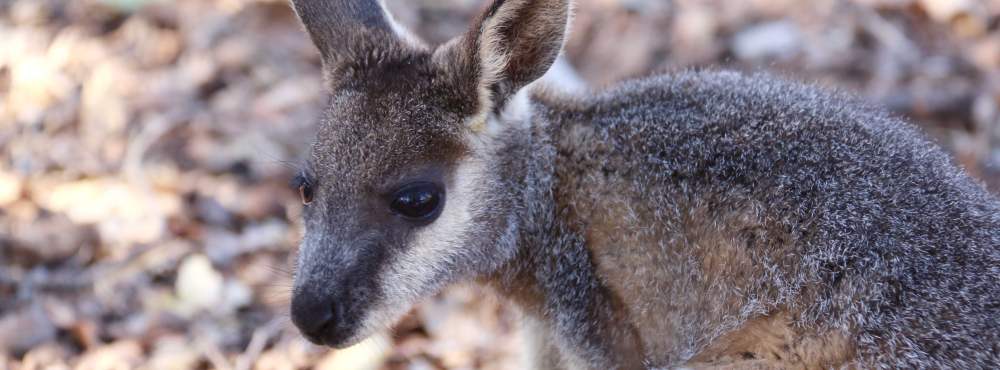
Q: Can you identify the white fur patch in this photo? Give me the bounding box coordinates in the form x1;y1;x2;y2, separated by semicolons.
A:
521;315;550;370
539;55;588;94
345;156;485;345
467;85;533;144
501;86;533;128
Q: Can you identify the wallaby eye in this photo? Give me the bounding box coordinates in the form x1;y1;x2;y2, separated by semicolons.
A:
390;182;443;221
299;184;314;205
291;172;314;205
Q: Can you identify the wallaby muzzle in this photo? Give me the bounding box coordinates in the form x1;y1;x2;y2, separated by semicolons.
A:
290;234;385;347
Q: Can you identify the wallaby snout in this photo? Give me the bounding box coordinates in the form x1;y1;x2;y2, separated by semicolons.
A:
291;229;383;347
289;282;340;345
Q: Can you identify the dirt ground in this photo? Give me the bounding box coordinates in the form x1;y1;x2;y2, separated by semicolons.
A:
1;0;999;369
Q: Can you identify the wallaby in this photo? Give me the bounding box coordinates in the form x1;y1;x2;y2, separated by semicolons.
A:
285;0;1000;368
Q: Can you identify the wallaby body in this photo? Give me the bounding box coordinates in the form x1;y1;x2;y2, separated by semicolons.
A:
285;0;1000;369
488;73;1000;368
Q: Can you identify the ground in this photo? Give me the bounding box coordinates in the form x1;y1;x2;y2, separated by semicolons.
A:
1;0;999;369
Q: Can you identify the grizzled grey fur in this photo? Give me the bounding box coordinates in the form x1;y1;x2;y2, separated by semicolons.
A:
286;0;1000;369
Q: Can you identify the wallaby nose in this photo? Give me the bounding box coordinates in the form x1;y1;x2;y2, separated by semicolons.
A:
290;292;336;344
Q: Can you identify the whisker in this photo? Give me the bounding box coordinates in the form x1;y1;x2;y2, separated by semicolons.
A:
262;263;295;277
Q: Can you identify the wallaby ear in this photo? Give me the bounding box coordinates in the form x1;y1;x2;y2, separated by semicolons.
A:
436;0;571;123
290;0;424;76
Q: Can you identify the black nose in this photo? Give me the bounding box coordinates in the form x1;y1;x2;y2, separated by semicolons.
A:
290;292;336;344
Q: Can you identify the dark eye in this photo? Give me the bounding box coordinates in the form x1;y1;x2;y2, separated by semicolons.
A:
299;184;314;205
390;182;443;221
291;173;314;205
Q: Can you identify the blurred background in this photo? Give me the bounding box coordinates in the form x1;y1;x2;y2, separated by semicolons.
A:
1;0;999;369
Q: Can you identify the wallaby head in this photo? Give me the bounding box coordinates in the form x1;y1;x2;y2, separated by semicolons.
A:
287;0;570;347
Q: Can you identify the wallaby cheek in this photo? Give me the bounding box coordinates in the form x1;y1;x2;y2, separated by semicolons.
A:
352;158;489;330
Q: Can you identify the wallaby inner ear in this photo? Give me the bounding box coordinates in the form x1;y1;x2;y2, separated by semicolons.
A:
436;0;571;126
290;0;425;77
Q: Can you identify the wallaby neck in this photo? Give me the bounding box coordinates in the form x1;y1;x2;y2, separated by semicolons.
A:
480;109;646;369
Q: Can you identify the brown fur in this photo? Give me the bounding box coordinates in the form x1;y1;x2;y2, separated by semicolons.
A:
524;107;869;368
686;311;855;369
